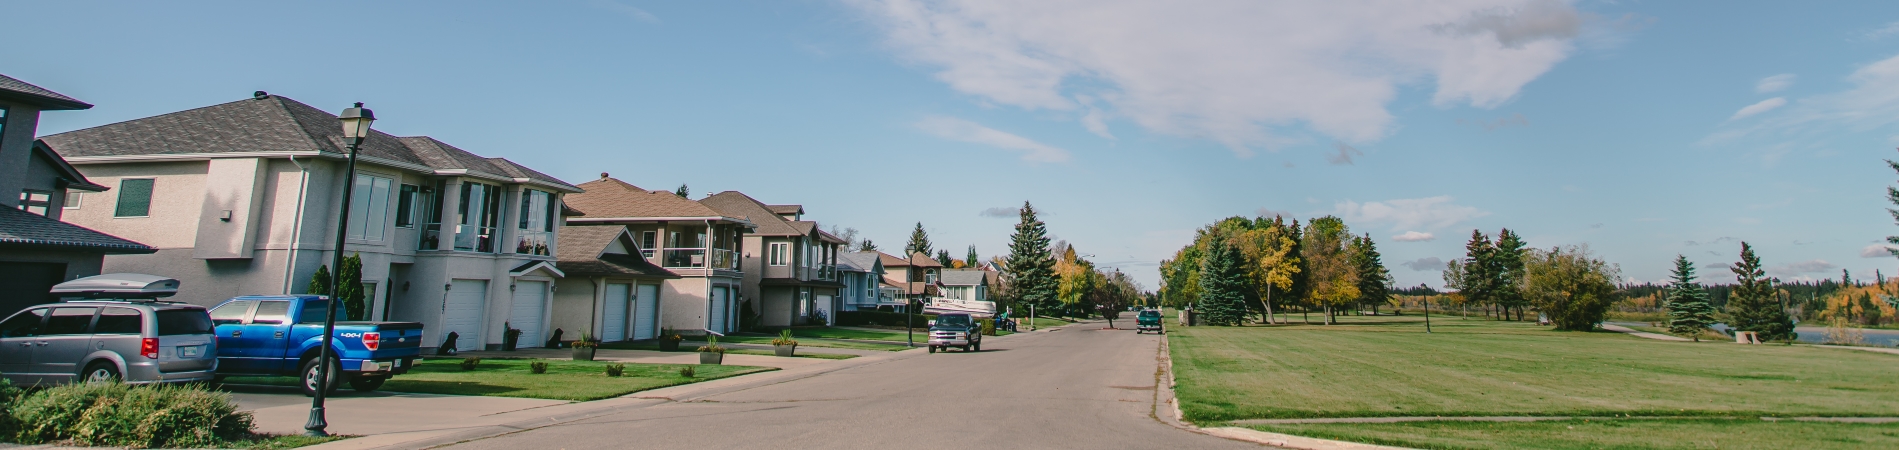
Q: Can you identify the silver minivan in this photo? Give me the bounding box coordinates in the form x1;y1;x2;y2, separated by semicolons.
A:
0;273;217;385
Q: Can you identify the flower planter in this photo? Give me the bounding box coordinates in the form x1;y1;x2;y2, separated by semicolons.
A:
572;346;596;361
699;351;724;365
659;339;681;352
773;344;797;357
501;336;519;352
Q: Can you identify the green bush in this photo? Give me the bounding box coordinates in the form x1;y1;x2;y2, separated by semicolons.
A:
605;363;626;377
836;311;937;328
979;319;997;336
10;382;252;448
529;361;548;374
460;357;481;370
0;378;21;438
679;366;695;378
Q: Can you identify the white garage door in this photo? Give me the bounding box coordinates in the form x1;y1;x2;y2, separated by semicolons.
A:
709;286;728;333
815;294;833;325
634;284;659;340
602;283;630;342
512;281;548;347
444;279;487;352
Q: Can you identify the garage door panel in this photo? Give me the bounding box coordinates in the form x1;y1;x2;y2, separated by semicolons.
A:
709;287;728;334
511;281;547;348
634;284;659;340
602;284;629;342
445;280;487;352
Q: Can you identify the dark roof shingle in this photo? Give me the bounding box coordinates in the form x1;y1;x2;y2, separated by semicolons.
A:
0;74;91;110
0;208;152;253
700;191;802;236
566;177;734;219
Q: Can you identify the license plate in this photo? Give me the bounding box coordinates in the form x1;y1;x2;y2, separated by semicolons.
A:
180;346;200;357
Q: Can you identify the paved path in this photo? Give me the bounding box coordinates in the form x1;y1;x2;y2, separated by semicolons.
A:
424;322;1254;449
1600;324;1691;341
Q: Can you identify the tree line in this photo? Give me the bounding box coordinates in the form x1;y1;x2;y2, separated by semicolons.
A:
1156;215;1392;326
991;202;1145;323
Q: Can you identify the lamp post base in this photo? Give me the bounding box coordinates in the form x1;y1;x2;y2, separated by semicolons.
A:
305;405;329;437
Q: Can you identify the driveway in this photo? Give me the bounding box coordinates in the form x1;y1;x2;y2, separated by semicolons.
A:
431;322;1253;449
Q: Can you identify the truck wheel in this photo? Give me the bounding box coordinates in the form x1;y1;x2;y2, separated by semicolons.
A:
928;346;937;354
349;376;388;392
972;341;981;352
300;358;342;397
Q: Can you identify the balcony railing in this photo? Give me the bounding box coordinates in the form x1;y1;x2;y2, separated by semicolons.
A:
817;264;837;280
515;230;553;256
418;223;442;250
663;248;739;270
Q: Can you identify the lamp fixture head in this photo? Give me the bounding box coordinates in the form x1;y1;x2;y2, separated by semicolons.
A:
339;102;376;144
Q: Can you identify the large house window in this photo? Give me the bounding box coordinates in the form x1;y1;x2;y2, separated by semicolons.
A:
454;181;502;252
640;230;656;258
768;242;789;266
17;190;52;216
114;178;154;217
395;184;418;228
515;189;555;256
416;180;444;250
346;174;393;241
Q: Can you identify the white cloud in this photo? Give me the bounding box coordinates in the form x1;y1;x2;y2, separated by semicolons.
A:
1401;257;1446;271
1713;54;1899;143
1256;208;1294;220
1727;97;1786;121
1335;196;1489;231
915;116;1071;162
849;0;1583;157
1393;231;1437;242
1861;244;1897;258
1755;74;1795;93
1767;259;1836;278
979;207;1019;218
1866;21;1899;40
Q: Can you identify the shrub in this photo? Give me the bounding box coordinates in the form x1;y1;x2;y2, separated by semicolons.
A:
460;357;481;370
605;363;626;377
836;311;937;328
571;329;598;348
980;319;997;336
11;382;253;448
529;361;549;374
679;366;696;378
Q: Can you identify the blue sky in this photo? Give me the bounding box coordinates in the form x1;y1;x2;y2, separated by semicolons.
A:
11;1;1899;289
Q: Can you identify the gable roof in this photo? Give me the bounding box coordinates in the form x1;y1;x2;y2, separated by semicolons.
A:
39;93;577;191
555;225;677;279
876;251;945;268
837;251;883;273
565;176;744;222
0;74;91;110
31;140;108;192
940;270;988;286
699;191;803;236
768;205;803;215
0;207;153;253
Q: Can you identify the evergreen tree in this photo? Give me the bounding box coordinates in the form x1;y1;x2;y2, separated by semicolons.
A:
1665;255;1716;341
675;184;689;198
966;245;980;268
1350;234;1391;314
1885;152;1899;256
1461;230;1498;318
1728;242;1797;342
1493;229;1529;321
936;249;954;267
906;222;933;258
306;265;333;295
338;253;367;320
1005;202;1058;314
1197;237;1248;326
1285;219;1311;322
857;239;877;252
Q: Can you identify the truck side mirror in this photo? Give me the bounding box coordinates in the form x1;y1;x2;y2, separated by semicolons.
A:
927;320;936;326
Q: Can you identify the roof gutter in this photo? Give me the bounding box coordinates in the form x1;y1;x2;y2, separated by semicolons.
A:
65;150;581;191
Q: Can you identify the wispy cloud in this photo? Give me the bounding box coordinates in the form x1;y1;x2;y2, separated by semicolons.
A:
1327;142;1364;165
1255;208;1294;220
979;207;1019;218
1768;259;1837;278
1400;257;1445;271
1334;196;1488;231
915;116;1071;162
1866;21;1899;40
1861;244;1897;258
1728;97;1786;121
1755;74;1795;93
849;0;1585;157
1392;231;1436;242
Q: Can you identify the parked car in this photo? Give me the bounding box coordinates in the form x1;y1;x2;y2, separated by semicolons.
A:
1135;309;1164;334
208;295;423;396
0;273;217;386
927;313;983;353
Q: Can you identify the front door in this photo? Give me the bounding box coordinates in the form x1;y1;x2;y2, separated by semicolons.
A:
708;286;729;333
510;281;548;347
0;308;47;382
601;284;630;341
31;306;99;383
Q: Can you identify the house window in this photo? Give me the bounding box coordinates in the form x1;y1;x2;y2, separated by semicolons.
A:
63;192;81;209
977;285;986;301
0;106;7;143
417;180;445;250
114;178;154;217
640;231;656;258
346;174;393;241
17;190;52;216
455;181;502;252
768;242;789;266
395;184;418;228
516;190;554;256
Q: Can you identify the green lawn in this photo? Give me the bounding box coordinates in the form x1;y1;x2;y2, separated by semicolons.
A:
1169;316;1899;422
595;340;860;358
785;327;911;341
1023;317;1074;329
682;335;912;352
227;358;772;401
1249;419;1899;450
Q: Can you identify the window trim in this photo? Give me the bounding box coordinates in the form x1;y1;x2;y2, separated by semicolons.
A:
395;183;418;228
63;191;82;209
18;190;53;216
114;178;156;218
768;242;790;266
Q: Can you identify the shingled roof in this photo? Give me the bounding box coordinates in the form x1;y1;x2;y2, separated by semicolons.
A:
0;207;153;253
39;93;577;191
555;226;677;279
0;74;91;110
699;191;803;236
565;176;741;221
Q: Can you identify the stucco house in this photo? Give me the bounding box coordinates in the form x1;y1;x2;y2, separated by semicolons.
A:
43;92;581;353
879;251;942;309
835;250;886;312
0;74;154;312
558;175;749;335
699;191;844;327
549;225;677;342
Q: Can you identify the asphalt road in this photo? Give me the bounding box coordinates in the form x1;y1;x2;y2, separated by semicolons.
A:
441;322;1254;449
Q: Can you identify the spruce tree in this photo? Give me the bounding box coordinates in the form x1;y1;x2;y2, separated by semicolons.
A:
906;222;933;258
1493;229;1529;321
1197;237;1248;326
857;240;877;252
1351;234;1391;314
1005;202;1057;314
1664;255;1716;341
966;245;980;268
306;265;333;295
1728;242;1797;342
675;184;689;198
1461;230;1497;318
936;249;954;267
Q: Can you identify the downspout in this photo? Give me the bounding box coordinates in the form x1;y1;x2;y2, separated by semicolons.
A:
282;156;312;294
704;219;716;334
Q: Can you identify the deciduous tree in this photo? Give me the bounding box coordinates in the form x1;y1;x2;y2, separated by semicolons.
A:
1523;245;1619;331
1302;216;1360;324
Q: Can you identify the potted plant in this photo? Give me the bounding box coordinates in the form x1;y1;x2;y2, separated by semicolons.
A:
697;335;726;365
659;327;683;351
771;329;798;357
502;322;523;351
572;329;598;361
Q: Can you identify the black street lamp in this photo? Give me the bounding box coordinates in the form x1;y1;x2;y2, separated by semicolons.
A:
306;102;374;437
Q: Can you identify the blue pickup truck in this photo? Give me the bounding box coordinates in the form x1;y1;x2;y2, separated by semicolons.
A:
208;295;424;396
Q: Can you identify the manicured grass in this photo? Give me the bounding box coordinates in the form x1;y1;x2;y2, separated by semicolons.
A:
785;327;911;341
684;335;912;352
241;434;350;449
1168;316;1899;421
1248;419;1899;450
595;340;860;358
1023;317;1074;329
229;358;772;401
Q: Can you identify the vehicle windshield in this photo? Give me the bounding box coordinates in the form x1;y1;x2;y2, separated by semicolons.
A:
936;315;972;327
1139;310;1160;318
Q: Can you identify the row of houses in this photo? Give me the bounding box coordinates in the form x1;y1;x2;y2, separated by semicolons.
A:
0;76;994;353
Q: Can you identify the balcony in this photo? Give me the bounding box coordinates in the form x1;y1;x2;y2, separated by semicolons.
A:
418;223;442;250
817;264;837;280
662;248;739;270
515;230;553;257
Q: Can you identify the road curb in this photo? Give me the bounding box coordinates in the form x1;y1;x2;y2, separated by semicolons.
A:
1151;331;1416;450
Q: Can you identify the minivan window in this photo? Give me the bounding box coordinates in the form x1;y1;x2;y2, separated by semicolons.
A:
94;307;143;334
157;309;214;336
298;301;347;324
252;301;291;324
0;309;46;338
209;300;255;325
43;307;99;335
